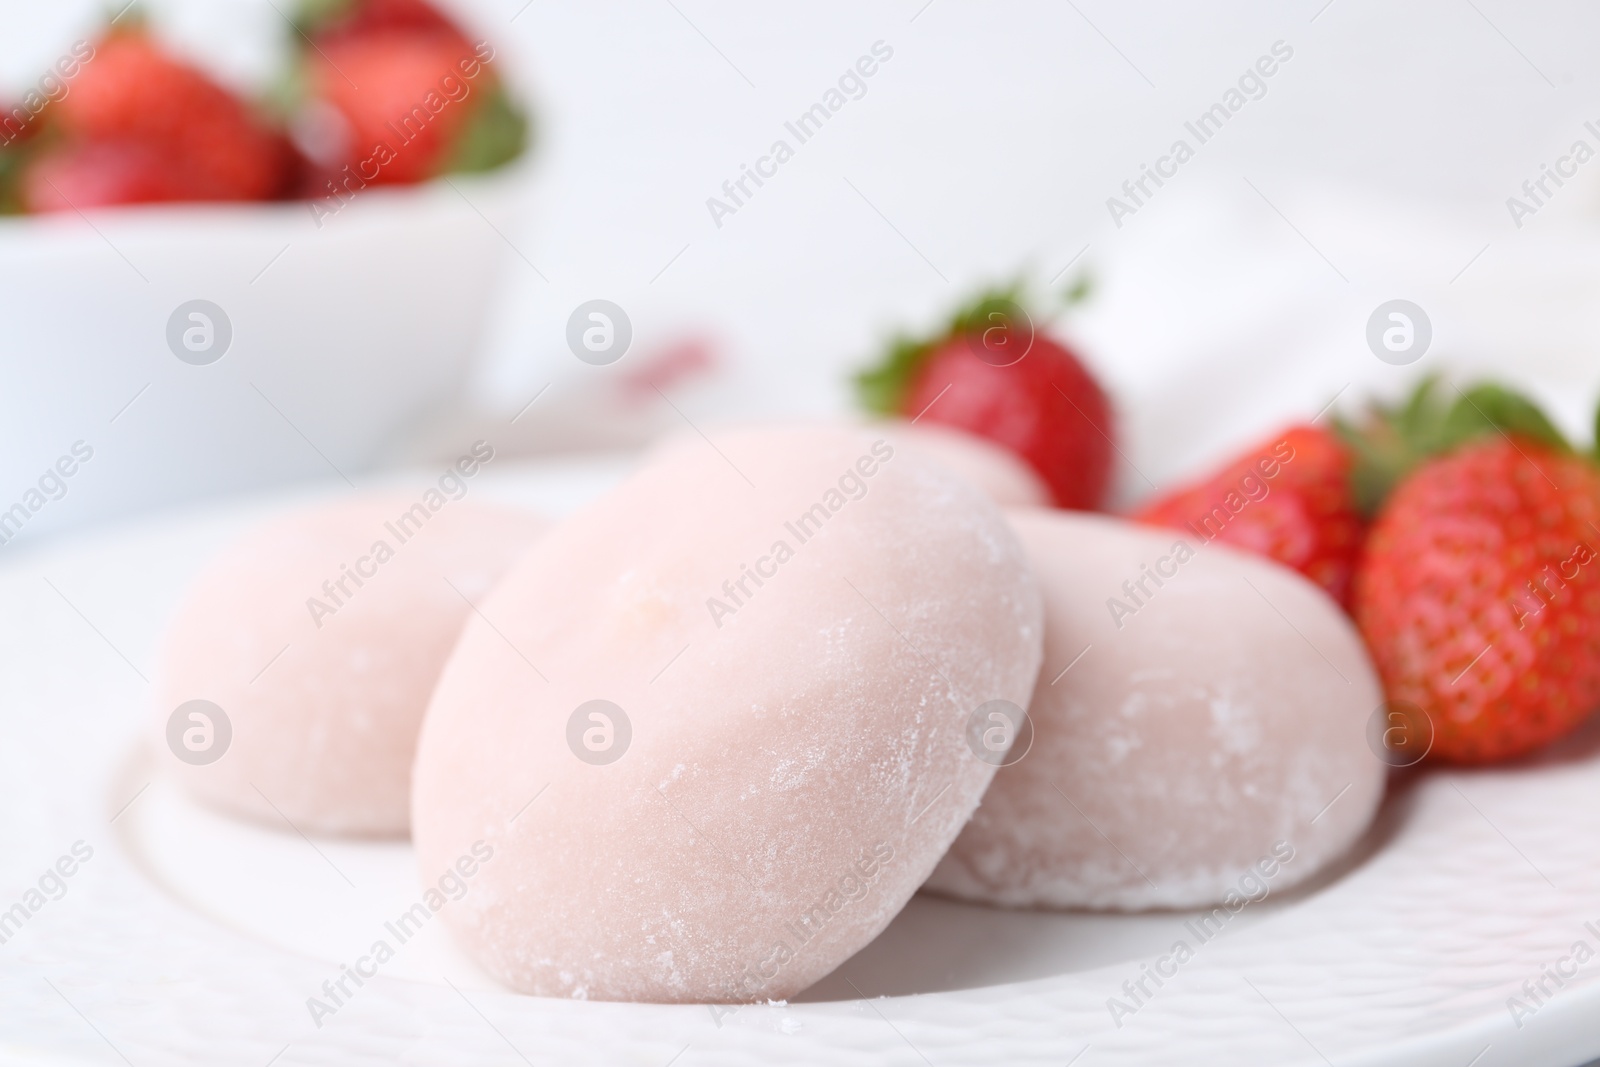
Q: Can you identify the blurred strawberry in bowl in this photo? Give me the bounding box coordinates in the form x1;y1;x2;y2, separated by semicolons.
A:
0;0;531;216
10;28;300;212
0;1;538;539
289;0;529;200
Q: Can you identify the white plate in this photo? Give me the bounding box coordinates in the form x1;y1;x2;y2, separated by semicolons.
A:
3;454;1600;1067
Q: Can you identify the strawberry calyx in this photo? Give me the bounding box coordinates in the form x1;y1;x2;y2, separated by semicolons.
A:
856;272;1101;413
441;83;529;175
853;276;1095;416
1334;376;1570;517
293;0;365;38
853;284;1028;416
0;145;25;214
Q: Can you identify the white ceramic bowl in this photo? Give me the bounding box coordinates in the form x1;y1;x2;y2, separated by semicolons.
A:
0;160;531;545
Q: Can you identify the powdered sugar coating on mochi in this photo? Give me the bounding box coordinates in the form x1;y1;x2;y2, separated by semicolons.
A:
157;493;546;837
411;426;1043;1003
925;510;1385;910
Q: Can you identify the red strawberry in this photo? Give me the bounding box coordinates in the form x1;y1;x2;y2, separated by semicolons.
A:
304;0;462;44
293;0;530;190
1355;435;1600;764
1134;424;1364;608
1;101;44;148
855;289;1115;509
23;31;295;209
20;140;190;212
307;31;485;185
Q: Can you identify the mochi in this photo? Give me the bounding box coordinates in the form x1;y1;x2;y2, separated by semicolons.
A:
156;492;546;837
876;421;1051;507
655;420;1050;507
926;510;1384;910
411;426;1043;1002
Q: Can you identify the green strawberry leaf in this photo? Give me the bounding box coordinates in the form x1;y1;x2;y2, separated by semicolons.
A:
852;282;1030;416
0;141;25;215
103;2;148;30
1334;378;1446;517
442;86;530;175
1338;376;1570;517
1594;396;1600;464
291;0;357;40
1439;383;1569;454
854;334;927;416
1060;272;1092;307
262;56;309;126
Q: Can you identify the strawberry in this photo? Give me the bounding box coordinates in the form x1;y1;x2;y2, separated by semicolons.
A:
1;101;45;149
19;139;190;212
293;0;528;188
21;30;296;210
1355;436;1600;763
854;288;1115;509
1133;424;1365;608
1347;378;1600;763
298;0;461;43
306;33;484;185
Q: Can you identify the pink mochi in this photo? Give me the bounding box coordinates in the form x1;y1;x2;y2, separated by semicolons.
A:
156;492;547;837
926;509;1385;910
877;421;1051;507
411;426;1043;1003
656;420;1050;507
